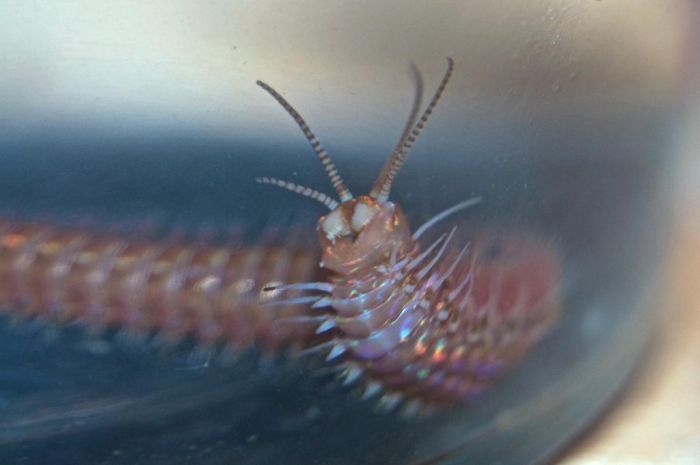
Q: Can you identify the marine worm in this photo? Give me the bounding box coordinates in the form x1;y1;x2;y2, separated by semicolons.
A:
0;58;561;411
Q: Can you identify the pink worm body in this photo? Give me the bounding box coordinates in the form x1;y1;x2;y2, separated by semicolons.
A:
0;220;319;352
0;219;559;410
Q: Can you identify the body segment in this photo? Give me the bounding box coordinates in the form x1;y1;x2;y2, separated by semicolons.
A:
0;220;319;352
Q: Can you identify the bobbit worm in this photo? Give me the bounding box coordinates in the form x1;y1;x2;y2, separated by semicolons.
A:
0;58;561;412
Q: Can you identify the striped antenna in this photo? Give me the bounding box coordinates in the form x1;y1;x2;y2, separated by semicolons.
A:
370;63;424;202
370;57;454;202
255;176;339;210
392;63;425;166
257;80;353;202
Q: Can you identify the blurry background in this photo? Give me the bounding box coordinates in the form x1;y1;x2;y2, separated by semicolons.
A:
0;1;697;464
0;1;688;159
561;47;700;464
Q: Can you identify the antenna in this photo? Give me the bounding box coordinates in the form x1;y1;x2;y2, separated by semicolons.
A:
370;63;425;198
255;176;339;210
257;80;352;202
370;57;454;202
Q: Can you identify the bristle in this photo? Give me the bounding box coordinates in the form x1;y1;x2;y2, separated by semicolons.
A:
376;393;403;413
115;328;150;349
186;345;215;369
412;197;482;240
361;382;383;400
341;365;363;386
325;343;346;361
398;399;424;419
315;318;336;334
298;340;336;357
219;344;241;366
416;227;457;280
407;233;447;271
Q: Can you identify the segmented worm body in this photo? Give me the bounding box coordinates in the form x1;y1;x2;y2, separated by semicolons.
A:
0;219;319;352
1;58;561;411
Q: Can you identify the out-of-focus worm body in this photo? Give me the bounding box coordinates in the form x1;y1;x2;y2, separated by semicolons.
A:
0;220;319;352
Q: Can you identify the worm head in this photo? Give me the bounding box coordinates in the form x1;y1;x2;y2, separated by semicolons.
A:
318;196;411;275
256;59;455;275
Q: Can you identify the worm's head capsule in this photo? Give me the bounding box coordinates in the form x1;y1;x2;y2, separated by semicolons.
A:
318;196;411;275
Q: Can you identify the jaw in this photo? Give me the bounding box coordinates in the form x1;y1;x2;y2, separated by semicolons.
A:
318;201;412;275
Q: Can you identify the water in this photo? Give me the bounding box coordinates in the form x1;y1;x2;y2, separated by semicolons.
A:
0;1;690;464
